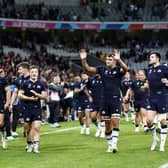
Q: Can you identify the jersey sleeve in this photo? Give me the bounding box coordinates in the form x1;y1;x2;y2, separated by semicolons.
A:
129;80;134;90
20;82;27;92
15;78;21;89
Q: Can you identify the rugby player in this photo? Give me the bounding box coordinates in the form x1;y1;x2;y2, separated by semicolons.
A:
80;49;128;153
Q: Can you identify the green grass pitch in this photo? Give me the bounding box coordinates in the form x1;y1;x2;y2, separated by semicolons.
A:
0;120;167;168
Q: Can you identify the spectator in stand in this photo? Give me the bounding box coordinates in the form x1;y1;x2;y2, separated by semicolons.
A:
48;75;63;128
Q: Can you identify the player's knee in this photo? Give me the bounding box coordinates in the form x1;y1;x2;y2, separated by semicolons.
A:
91;118;97;123
160;119;167;126
146;119;153;126
105;120;111;129
0;122;4;128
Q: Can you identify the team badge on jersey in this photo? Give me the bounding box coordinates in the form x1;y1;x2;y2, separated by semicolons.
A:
105;70;108;75
148;69;152;74
112;71;117;75
92;80;95;84
37;85;41;89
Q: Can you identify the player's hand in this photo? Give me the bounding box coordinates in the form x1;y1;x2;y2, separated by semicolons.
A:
30;96;38;101
81;84;86;91
9;105;13;112
123;96;129;103
4;103;9;110
80;49;87;59
161;78;168;84
113;49;120;60
140;83;149;91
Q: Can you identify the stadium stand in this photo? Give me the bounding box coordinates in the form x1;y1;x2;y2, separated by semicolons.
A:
0;0;167;21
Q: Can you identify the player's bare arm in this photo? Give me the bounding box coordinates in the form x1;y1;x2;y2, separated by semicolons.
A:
4;86;11;110
80;49;97;74
9;88;18;112
18;90;38;101
123;88;132;102
113;49;128;73
30;90;48;100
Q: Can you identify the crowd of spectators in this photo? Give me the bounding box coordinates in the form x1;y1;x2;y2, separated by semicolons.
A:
90;0;168;21
0;46;72;80
151;1;168;20
0;0;167;21
0;0;81;21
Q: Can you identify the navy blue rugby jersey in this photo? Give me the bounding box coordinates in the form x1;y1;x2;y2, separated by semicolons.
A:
0;77;8;103
121;79;133;96
147;64;168;96
21;79;46;107
73;81;89;102
130;80;148;101
163;63;168;94
87;76;103;103
15;75;30;90
96;66;125;98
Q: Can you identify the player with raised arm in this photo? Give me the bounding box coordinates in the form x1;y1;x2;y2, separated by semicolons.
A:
80;49;128;153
